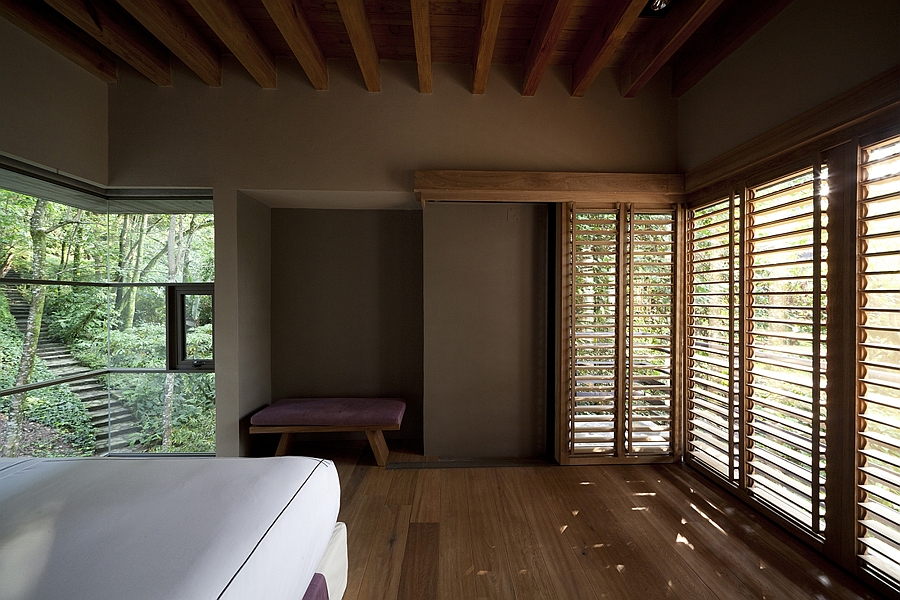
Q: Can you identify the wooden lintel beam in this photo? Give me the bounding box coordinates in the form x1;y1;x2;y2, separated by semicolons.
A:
522;0;576;96
415;170;685;203
115;0;222;87
619;0;724;98
335;0;380;92
571;0;644;97
261;0;327;90
187;0;277;89
473;0;504;94
0;0;117;83
672;0;793;98
410;0;432;93
45;0;171;86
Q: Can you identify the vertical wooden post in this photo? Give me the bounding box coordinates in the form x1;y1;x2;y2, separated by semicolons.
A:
822;140;859;569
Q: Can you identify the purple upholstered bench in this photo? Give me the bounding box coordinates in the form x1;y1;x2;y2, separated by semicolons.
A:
249;397;406;467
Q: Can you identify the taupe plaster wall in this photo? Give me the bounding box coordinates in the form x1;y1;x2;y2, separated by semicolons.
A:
269;209;424;440
0;18;108;184
107;59;678;191
215;191;271;456
424;203;547;458
677;0;900;172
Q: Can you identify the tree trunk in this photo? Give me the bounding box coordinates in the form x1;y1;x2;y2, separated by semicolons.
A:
120;214;148;329
2;199;48;457
161;372;176;450
161;216;183;450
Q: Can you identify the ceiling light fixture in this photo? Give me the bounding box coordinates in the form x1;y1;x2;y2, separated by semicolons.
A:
640;0;674;17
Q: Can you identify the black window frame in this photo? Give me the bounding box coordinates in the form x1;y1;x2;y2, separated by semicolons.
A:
166;283;214;371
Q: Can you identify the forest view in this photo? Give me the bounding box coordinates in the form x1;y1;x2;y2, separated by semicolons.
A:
0;189;214;457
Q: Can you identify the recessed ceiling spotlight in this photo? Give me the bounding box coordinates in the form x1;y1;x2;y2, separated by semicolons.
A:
640;0;674;17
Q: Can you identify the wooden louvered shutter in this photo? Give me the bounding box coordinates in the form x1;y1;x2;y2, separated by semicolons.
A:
564;205;676;463
744;168;828;534
687;196;739;479
570;210;620;455
857;134;900;580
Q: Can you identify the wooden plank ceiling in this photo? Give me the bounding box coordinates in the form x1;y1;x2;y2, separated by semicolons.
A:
1;0;792;96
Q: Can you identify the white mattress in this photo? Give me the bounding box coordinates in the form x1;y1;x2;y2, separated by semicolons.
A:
0;456;340;600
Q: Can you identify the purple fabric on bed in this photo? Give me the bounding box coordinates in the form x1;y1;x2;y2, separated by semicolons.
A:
250;397;406;427
301;573;328;600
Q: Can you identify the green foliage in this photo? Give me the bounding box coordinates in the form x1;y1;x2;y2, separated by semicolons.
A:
115;372;215;452
0;291;94;455
0;293;21;390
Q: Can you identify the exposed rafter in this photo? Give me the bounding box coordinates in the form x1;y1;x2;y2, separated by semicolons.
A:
522;0;576;96
116;0;221;87
261;0;328;91
473;0;504;95
335;0;381;92
410;0;432;93
619;0;724;98
0;0;117;83
571;0;645;97
672;0;793;98
45;0;171;86
187;0;277;89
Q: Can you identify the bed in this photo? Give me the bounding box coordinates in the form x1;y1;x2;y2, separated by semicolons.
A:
0;456;348;600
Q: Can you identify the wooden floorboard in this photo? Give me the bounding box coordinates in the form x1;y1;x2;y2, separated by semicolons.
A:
290;442;883;600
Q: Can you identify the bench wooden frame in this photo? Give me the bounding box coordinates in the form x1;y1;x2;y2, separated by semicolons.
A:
249;423;400;466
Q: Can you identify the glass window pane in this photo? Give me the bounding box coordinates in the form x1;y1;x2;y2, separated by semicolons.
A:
1;283;106;387
108;213;214;284
0;189;108;283
108;371;215;453
183;293;213;362
0;378;97;457
109;286;166;369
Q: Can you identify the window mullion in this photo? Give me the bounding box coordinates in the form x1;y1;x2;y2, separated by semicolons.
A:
737;185;748;490
616;204;628;458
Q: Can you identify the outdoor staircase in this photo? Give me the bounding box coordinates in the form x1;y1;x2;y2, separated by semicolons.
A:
2;281;141;454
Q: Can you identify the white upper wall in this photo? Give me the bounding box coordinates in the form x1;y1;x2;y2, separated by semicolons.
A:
677;0;900;172
107;58;678;194
0;17;108;185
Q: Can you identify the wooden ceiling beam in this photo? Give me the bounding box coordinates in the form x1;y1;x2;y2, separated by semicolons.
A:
187;0;277;89
472;0;504;94
261;0;328;90
522;0;576;96
571;0;645;97
410;0;432;93
619;0;724;98
0;0;117;83
672;0;793;98
44;0;171;86
335;0;381;92
115;0;221;87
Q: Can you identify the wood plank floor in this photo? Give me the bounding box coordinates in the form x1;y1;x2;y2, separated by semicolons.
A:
291;441;883;600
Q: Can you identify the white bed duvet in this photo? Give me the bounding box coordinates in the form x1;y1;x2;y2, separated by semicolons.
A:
0;456;341;600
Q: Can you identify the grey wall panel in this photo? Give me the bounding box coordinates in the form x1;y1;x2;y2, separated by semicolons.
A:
424;203;547;458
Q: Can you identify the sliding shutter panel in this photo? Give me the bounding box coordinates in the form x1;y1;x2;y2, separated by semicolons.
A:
687;197;739;479
627;210;675;454
745;168;828;534
566;206;676;461
571;210;620;455
857;134;900;580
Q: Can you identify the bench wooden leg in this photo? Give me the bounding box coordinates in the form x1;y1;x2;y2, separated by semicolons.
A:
365;430;389;467
275;432;294;456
